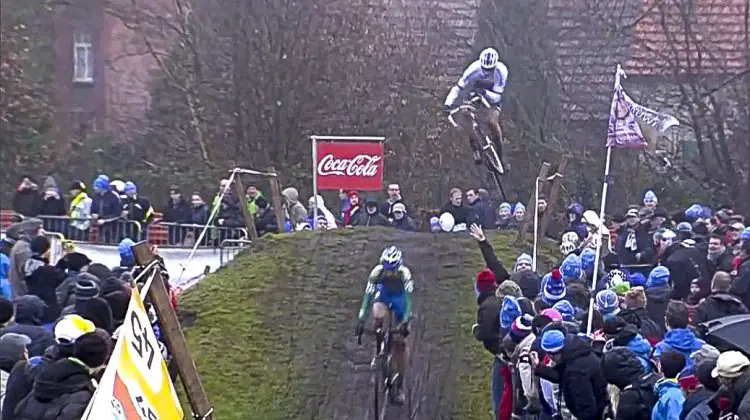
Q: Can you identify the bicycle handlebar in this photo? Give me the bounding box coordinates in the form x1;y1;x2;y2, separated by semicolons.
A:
447;94;492;127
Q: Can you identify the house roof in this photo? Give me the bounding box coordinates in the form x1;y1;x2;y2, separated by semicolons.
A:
549;0;747;120
626;0;748;75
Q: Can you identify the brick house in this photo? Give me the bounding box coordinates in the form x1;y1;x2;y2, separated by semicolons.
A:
52;0;167;142
548;0;748;156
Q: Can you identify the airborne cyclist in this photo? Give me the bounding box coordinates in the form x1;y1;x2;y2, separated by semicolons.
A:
355;245;414;405
444;47;509;164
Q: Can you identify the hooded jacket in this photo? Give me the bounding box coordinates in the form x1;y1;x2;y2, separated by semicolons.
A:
651;378;685;420
23;256;65;324
308;195;337;230
469;197;496;229
353;197;389;227
645;285;671;336
602;347;660;420
535;336;609;420
692;292;748;325
281;187;307;226
663;241;708;300
607;323;654;373
474;291;501;355
39;177;66;217
653;329;705;375
0;296;54;357
7;219;43;299
12;358;96;420
12;180;42;217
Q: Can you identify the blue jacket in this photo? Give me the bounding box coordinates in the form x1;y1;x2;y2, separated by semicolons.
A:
626;334;653;373
0;253;10;300
652;378;685;420
653;328;704;375
90;190;122;219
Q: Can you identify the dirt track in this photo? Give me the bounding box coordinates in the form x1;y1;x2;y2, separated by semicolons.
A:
245;229;490;419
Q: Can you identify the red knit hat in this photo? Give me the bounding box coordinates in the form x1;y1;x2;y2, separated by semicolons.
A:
475;268;496;294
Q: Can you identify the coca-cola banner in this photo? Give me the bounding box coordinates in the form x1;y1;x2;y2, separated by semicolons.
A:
315;141;384;191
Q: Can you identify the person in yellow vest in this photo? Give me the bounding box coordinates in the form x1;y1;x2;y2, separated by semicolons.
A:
246;185;263;217
68;181;92;241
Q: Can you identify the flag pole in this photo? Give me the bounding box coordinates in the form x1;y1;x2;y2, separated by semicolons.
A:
586;64;623;335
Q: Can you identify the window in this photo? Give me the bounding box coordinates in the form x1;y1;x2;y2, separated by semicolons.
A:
73;30;94;83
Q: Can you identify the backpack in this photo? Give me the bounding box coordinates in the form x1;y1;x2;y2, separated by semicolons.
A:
621;373;659;419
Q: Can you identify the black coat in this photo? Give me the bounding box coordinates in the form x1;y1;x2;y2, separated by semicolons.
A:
469;198;496;229
474;292;501;355
12;189;43;217
601;346;659;420
352;211;390;227
645;286;670;335
13;358;96;420
164;198;192;224
693;292;748;326
24;257;66;324
477;240;511;285
535;336;608;420
663;242;709;300
441;202;471;225
705;250;734;278
1;359;41;420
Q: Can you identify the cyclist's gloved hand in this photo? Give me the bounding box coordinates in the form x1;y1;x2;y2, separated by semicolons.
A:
444;104;453;115
355;319;365;337
397;321;410;337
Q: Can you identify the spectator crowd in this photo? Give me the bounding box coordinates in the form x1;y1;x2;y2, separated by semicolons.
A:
469;192;750;420
0;218;175;419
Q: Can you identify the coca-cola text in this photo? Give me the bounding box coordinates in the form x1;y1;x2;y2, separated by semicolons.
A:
317;154;382;177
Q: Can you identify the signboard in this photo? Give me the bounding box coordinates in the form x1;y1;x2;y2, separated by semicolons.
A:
82;287;183;420
315;141;384;191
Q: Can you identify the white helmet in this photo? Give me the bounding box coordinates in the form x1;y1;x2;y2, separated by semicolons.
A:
560;241;577;255
439;212;455;232
479;48;499;70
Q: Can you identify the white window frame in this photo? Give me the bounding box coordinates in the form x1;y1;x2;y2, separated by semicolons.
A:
73;30;94;83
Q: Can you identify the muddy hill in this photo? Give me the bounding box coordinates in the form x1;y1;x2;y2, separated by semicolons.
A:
179;228;556;420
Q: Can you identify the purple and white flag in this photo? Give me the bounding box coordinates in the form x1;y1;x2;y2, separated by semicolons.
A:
606;67;679;148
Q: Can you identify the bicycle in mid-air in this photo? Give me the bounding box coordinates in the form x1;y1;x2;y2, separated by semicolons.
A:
448;94;508;201
358;306;401;419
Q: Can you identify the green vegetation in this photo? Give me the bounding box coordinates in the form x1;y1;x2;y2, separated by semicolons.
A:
179;228;557;419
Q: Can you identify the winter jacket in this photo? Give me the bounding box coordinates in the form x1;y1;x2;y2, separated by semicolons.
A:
619;307;663;345
607;324;653;373
122;196;153;223
645;285;671;335
663;241;709;300
12;188;42;217
509;271;540;301
617;374;660;420
477;240;511;285
474;292;501;355
255;207;278;235
7;219;43;299
13;358;96;420
163;198;191;224
733;257;750;310
23;257;65;324
651;378;685;420
392;216;416;231
535;336;609;420
0;254;9;300
307;195;337;230
469;198;496;229
680;387;713;420
353;211;389;227
705;250;735;278
281;188;307;226
692;292;748;326
68;192;93;231
90;190;122;219
1;358;42;420
217;192;244;228
441;201;471;226
190;204;209;225
616;224;654;271
728;370;750;419
379;199;407;219
653;328;705;375
511;333;538;409
0;296;54;357
566;218;589;243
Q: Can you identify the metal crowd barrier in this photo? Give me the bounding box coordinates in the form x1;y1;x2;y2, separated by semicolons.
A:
219;239;253;265
147;222;248;248
37;215;143;245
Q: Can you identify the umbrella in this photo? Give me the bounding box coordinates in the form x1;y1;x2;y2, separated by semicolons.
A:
700;314;750;357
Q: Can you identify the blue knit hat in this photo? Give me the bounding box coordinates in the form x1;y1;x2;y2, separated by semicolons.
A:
628;272;647;288
580;248;597;275
685;204;703;220
741;227;750;241
124;181;137;195
560;254;582;282
500;295;522;330
541;270;567;305
595;289;620;316
92;175;110;193
646;266;670;288
541;330;566;353
118;238;135;266
552;300;575;322
644;190;657;203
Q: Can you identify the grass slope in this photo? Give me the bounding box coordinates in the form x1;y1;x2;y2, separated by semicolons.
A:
179;228;556;420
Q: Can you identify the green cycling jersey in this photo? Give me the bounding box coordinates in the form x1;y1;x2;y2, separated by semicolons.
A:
358;264;413;322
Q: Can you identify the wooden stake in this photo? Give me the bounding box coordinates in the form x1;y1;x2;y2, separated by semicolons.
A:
233;175;258;241
266;167;287;233
539;156;568;242
131;242;213;420
515;161;551;245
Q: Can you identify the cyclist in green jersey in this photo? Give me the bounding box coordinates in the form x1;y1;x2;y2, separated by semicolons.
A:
355;245;414;405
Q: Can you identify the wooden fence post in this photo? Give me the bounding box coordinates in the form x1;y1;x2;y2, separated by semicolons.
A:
266;167;287;233
539;156;568;242
233;175;258;241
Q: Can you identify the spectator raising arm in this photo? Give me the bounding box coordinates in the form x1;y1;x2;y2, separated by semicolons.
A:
469;224;510;284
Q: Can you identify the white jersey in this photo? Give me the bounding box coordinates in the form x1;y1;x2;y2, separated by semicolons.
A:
445;60;509;107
